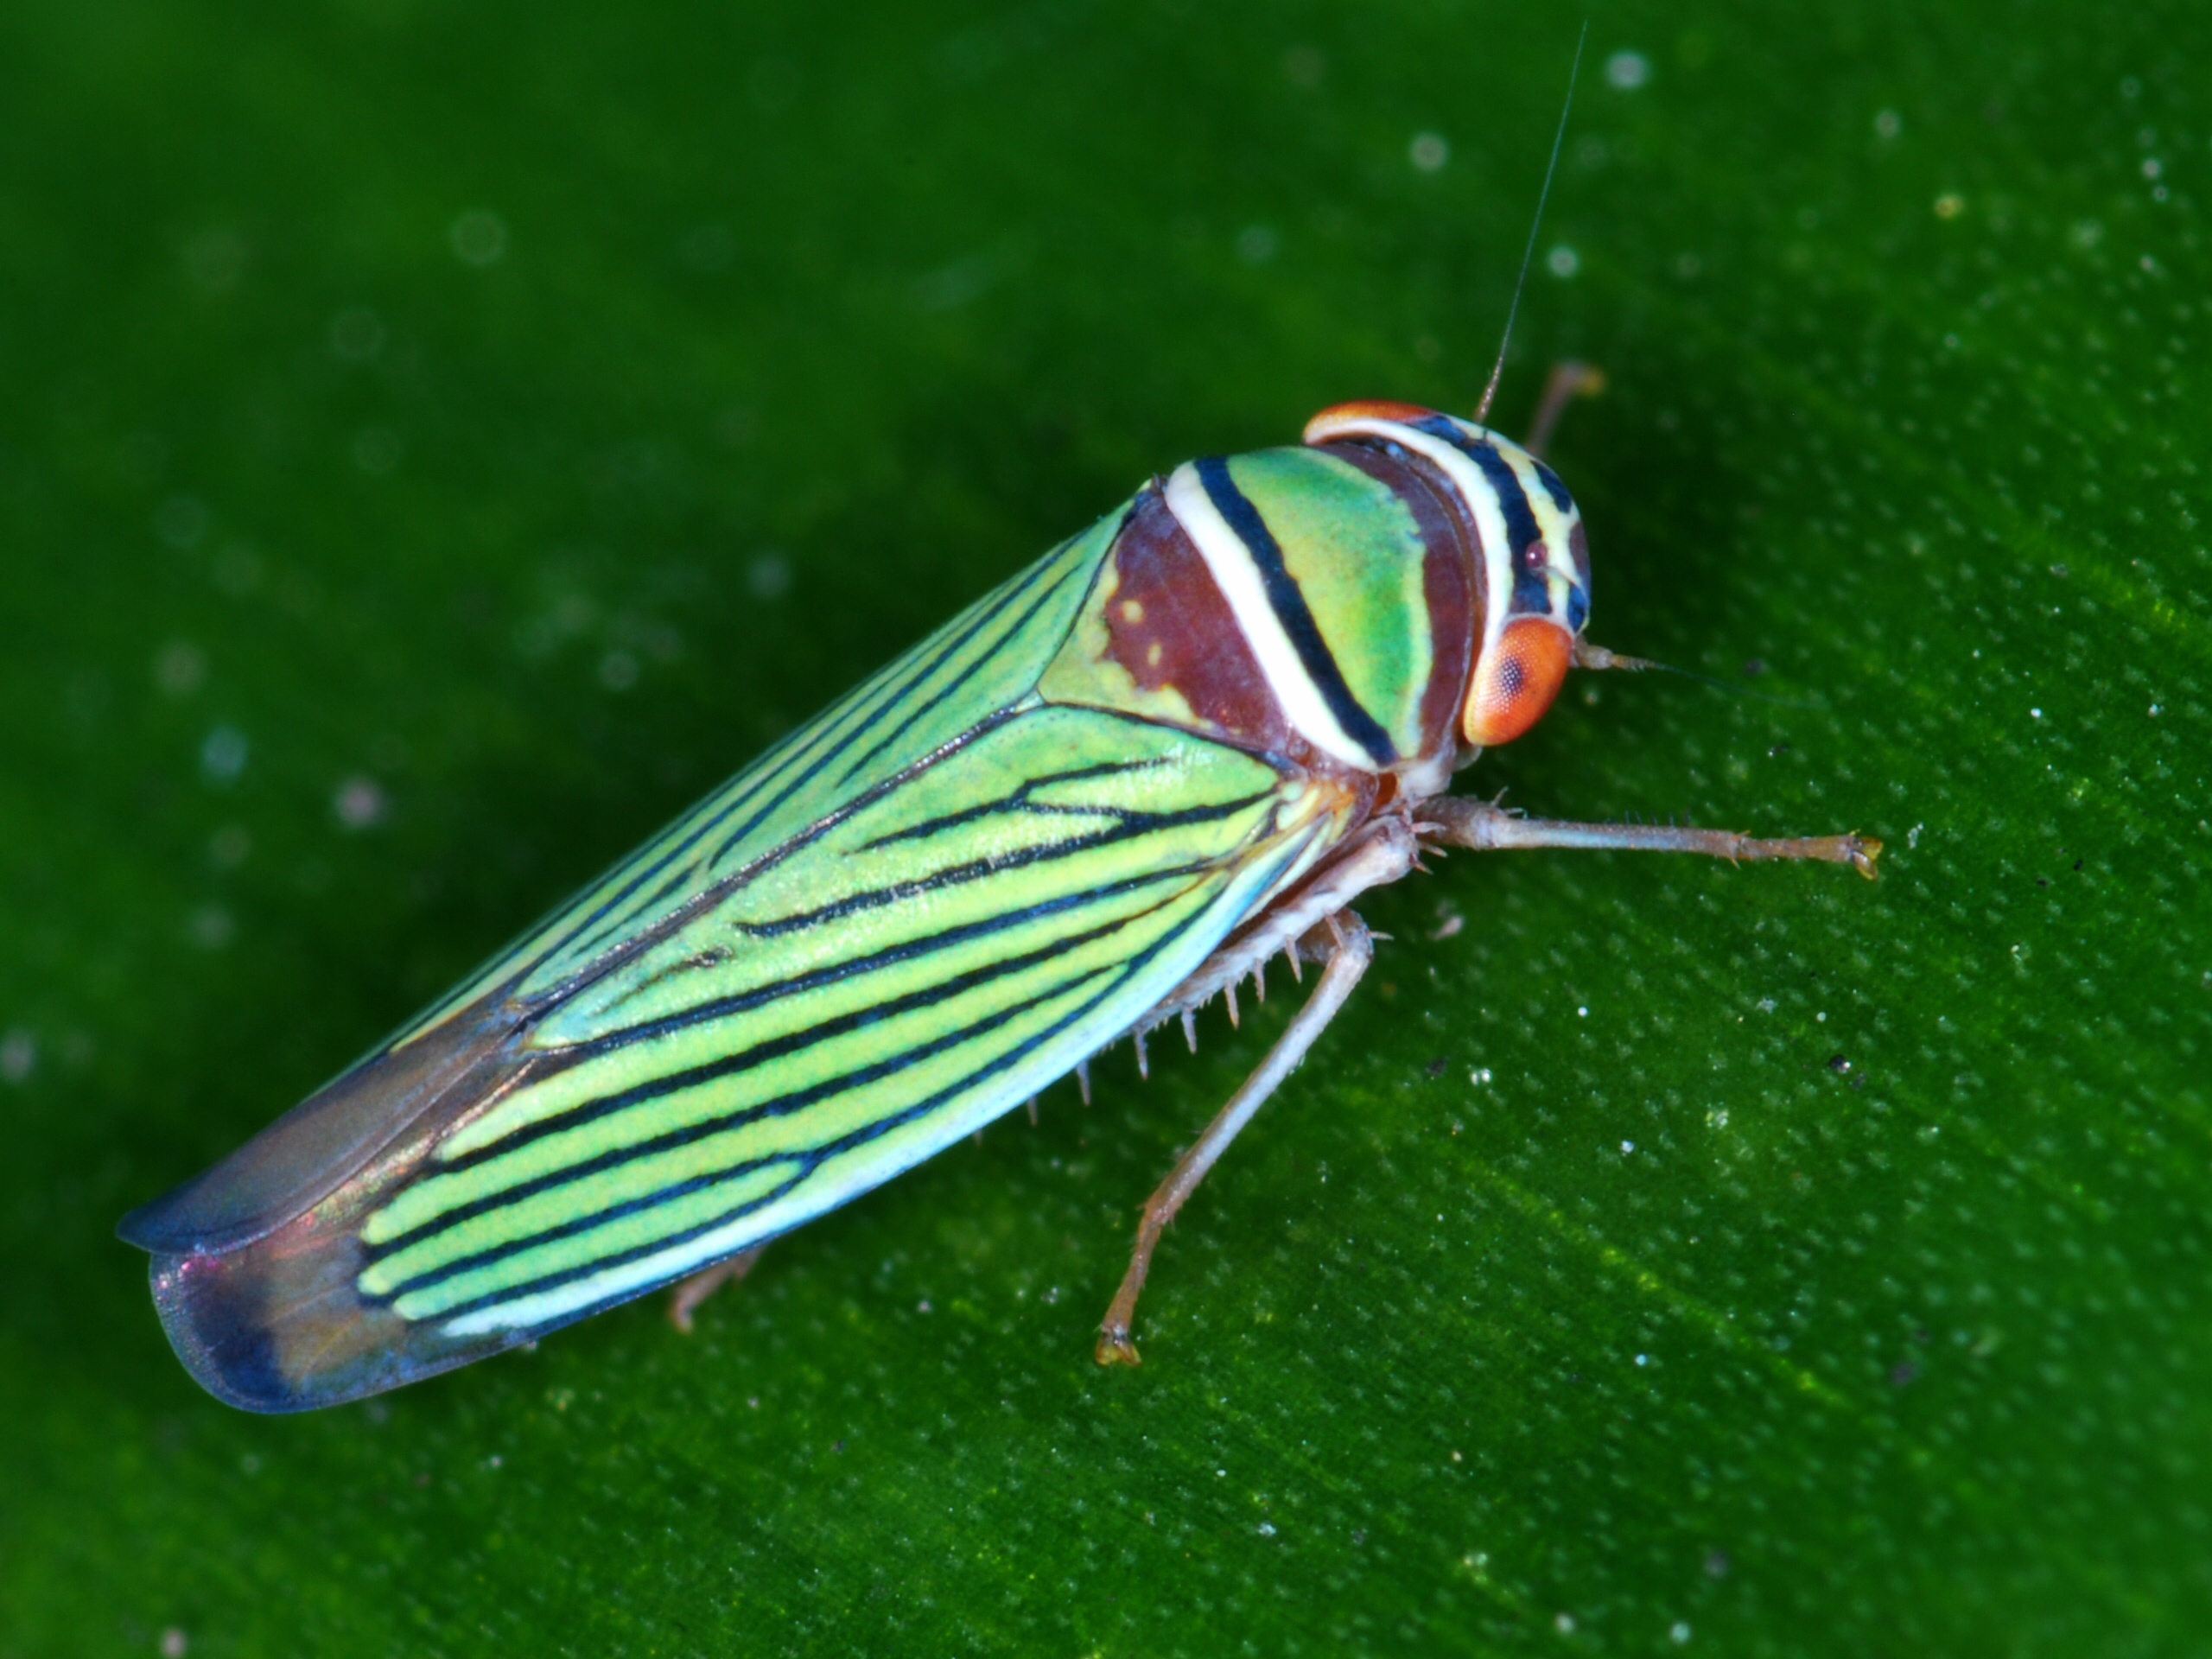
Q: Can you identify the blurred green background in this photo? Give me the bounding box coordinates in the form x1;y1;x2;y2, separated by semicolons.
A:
3;1;2206;1653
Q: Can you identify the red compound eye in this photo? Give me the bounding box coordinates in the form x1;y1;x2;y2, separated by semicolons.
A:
1463;616;1572;747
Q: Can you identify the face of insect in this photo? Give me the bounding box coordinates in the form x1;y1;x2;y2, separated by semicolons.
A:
1453;423;1589;751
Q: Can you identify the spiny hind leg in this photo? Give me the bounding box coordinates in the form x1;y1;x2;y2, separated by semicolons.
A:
667;1245;766;1333
1096;909;1374;1368
1131;817;1416;1040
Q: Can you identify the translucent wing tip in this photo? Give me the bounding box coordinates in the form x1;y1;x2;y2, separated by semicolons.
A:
147;1248;337;1414
121;990;536;1410
118;1177;271;1258
118;993;520;1258
147;1233;517;1413
143;1096;543;1411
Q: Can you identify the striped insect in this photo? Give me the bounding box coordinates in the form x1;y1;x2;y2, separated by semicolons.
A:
118;379;1878;1410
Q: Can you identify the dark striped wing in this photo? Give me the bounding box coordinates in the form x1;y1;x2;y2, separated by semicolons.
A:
119;518;1350;1409
409;510;1131;1038
123;516;1128;1267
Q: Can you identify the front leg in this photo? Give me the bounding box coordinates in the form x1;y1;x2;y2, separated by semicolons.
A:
1421;795;1880;877
1096;910;1375;1367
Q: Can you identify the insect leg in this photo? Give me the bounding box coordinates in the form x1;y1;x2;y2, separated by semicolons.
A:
1096;910;1374;1367
666;1245;766;1333
1421;795;1880;877
1522;360;1605;460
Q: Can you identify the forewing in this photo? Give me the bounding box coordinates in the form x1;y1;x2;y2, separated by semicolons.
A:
406;507;1127;1033
128;701;1348;1410
122;512;1119;1267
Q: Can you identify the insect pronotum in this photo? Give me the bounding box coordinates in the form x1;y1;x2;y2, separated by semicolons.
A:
117;50;1878;1409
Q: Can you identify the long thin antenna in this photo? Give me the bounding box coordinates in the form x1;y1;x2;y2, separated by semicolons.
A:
1474;21;1589;425
1575;639;1824;710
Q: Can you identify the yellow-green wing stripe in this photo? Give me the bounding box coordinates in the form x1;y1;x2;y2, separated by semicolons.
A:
399;509;1126;1038
353;706;1341;1340
365;834;1238;1273
524;524;1111;989
369;882;1215;1324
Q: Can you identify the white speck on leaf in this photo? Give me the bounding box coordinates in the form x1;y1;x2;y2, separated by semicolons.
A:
200;726;248;785
155;641;206;697
1236;224;1278;264
451;210;508;266
333;776;388;830
156;495;208;549
748;553;792;599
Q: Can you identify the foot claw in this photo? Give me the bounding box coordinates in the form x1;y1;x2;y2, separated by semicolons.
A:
1847;834;1884;879
1095;1330;1142;1367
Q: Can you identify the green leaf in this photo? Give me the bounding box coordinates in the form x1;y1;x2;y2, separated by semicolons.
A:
3;2;2205;1653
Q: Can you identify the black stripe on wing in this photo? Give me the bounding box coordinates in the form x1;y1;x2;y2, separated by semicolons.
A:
823;508;1135;794
368;944;1130;1302
729;786;1278;943
505;531;1096;1000
365;867;1211;1250
853;757;1170;851
367;850;1266;1321
468;768;1282;1142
